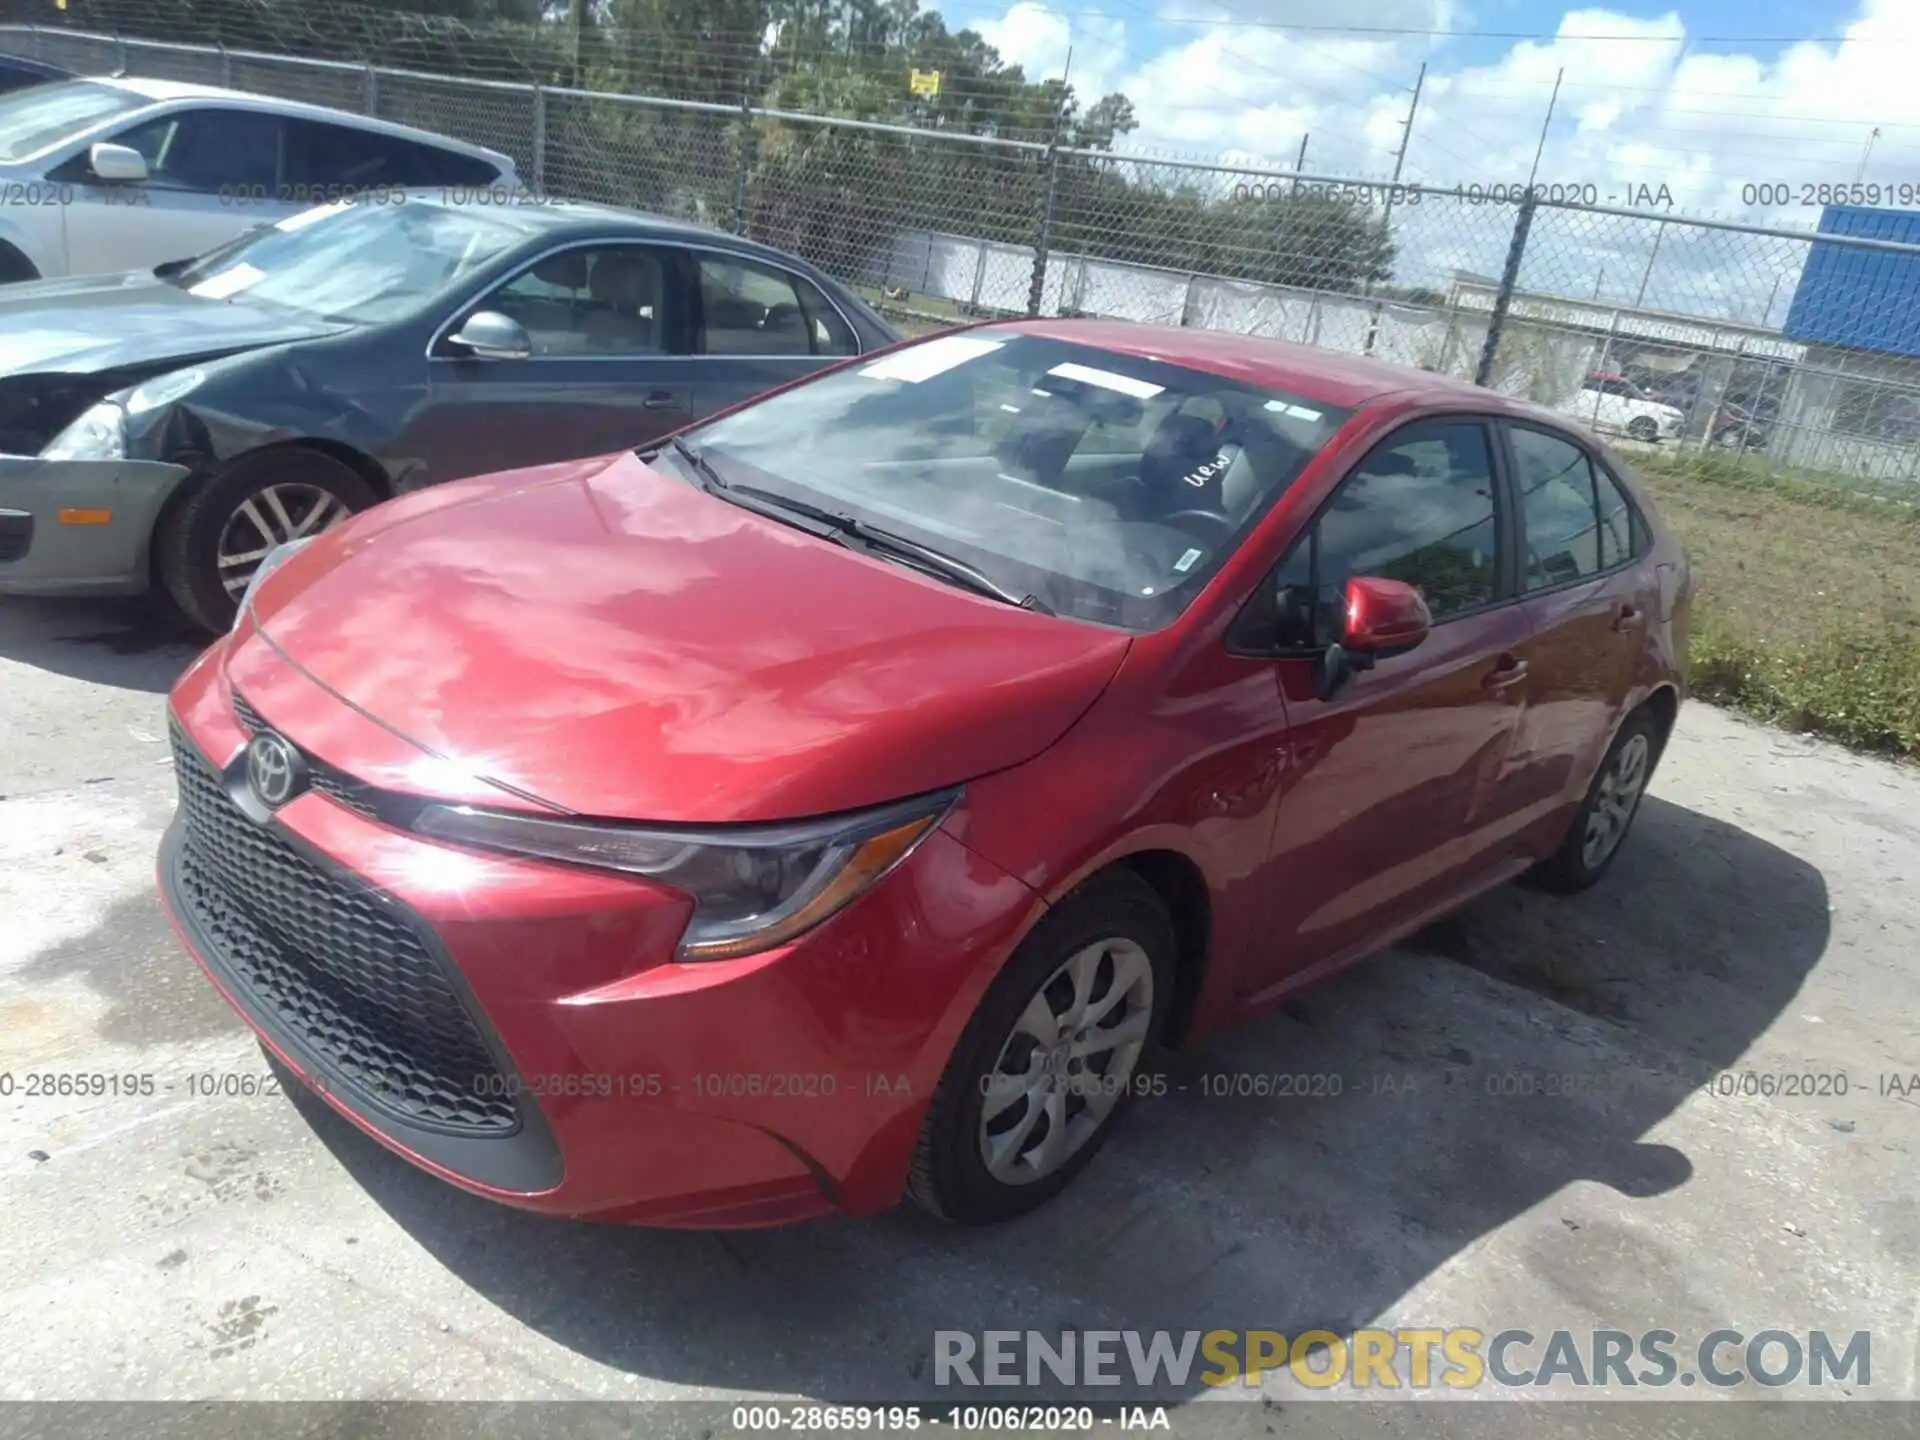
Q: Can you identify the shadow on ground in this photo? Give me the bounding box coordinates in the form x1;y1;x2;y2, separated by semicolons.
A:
279;793;1825;1403
0;597;203;694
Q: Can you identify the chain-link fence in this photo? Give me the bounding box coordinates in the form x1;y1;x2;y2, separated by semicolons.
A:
6;21;1920;490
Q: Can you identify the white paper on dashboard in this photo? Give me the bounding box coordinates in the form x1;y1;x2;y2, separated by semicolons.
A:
860;335;1006;382
188;263;265;300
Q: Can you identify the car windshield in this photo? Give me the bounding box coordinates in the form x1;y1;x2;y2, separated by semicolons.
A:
0;79;149;162
681;331;1352;630
169;199;527;324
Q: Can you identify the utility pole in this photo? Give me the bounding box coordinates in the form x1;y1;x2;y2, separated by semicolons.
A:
1362;63;1424;355
1633;221;1664;310
1857;126;1881;182
567;0;583;88
1526;67;1562;193
1291;132;1309;196
1384;62;1425;207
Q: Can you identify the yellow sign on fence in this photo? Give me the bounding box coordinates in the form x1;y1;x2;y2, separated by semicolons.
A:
908;69;941;97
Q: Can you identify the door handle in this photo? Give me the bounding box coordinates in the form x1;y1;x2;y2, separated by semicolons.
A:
1482;655;1529;691
1613;602;1643;632
643;390;685;410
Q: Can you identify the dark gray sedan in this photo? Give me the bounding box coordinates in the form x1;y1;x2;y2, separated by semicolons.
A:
0;195;898;629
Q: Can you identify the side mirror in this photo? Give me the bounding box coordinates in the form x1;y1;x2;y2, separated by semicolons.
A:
1314;576;1431;700
446;310;533;361
1343;575;1432;656
88;141;149;183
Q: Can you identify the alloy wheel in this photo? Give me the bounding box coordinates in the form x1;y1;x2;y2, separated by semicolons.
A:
217;484;352;598
1581;731;1651;870
977;937;1155;1186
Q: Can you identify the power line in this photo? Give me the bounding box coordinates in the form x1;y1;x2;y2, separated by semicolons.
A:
990;7;1909;44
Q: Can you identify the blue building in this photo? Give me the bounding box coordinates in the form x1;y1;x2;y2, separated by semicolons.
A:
1784;205;1920;358
1779;206;1920;462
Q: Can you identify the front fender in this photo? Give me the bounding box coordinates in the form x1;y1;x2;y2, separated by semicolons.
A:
0;206;58;279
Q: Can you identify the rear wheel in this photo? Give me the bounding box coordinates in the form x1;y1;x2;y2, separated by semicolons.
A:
907;870;1174;1225
158;449;376;631
1529;708;1664;893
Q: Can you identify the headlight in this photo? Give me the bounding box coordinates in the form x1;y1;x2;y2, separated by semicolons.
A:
41;400;125;461
413;790;959;960
235;535;316;624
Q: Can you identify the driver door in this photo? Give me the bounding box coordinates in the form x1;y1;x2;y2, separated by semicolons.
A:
1240;417;1535;1001
419;241;695;481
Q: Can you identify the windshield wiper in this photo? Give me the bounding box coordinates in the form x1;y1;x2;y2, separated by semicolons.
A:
666;436;729;494
658;442;1051;615
722;480;1053;616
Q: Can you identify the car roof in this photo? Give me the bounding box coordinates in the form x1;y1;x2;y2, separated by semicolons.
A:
997;318;1537;412
408;192;830;254
77;75;513;166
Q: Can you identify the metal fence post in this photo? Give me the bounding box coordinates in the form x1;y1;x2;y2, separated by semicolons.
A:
114;31;126;75
530;84;546;192
27;24;40;59
1475;194;1536;388
1027;145;1061;318
217;43;231;87
364;64;379;117
731;95;754;238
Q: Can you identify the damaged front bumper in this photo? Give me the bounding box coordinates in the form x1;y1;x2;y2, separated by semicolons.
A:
0;454;191;597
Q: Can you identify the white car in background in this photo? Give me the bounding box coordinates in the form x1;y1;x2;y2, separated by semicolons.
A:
0;76;516;283
1560;370;1686;444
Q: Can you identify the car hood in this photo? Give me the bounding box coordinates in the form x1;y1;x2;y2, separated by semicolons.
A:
0;270;347;378
245;451;1132;823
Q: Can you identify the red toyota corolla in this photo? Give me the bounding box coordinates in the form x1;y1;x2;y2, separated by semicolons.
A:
158;320;1689;1228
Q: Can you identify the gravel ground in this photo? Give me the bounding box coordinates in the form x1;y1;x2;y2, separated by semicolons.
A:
0;596;1915;1437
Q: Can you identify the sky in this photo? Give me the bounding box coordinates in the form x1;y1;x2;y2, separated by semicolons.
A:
940;0;1912;218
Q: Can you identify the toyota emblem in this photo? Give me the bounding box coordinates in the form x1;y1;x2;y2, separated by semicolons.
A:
245;731;304;809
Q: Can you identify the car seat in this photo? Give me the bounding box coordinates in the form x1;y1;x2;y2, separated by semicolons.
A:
582;252;661;353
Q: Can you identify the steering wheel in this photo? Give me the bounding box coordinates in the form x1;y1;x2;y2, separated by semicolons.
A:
1160;509;1234;544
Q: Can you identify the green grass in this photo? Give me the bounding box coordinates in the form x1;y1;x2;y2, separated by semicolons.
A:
1630;455;1920;760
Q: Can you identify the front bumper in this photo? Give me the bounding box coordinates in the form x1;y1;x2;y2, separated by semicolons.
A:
0;454;189;596
156;634;1046;1227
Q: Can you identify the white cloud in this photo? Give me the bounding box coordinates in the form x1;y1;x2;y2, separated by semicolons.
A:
972;2;1128;104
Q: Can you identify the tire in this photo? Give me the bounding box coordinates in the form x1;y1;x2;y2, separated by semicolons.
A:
0;242;38;284
1528;707;1666;894
907;870;1176;1225
157;448;377;632
1626;416;1659;443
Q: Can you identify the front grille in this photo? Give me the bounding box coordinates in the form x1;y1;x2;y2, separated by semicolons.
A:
170;727;518;1134
231;690;380;821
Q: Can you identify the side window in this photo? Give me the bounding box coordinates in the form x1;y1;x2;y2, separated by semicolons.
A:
422;147;503;186
697;254;818;356
477;246;667;357
109;108;280;192
791;274;860;356
1593;459;1640;568
281;121;489;189
1510;426;1602;590
1275;420;1501;645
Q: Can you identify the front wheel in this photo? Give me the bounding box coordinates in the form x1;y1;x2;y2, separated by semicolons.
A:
907;871;1174;1224
158;449;377;631
1626;416;1660;443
